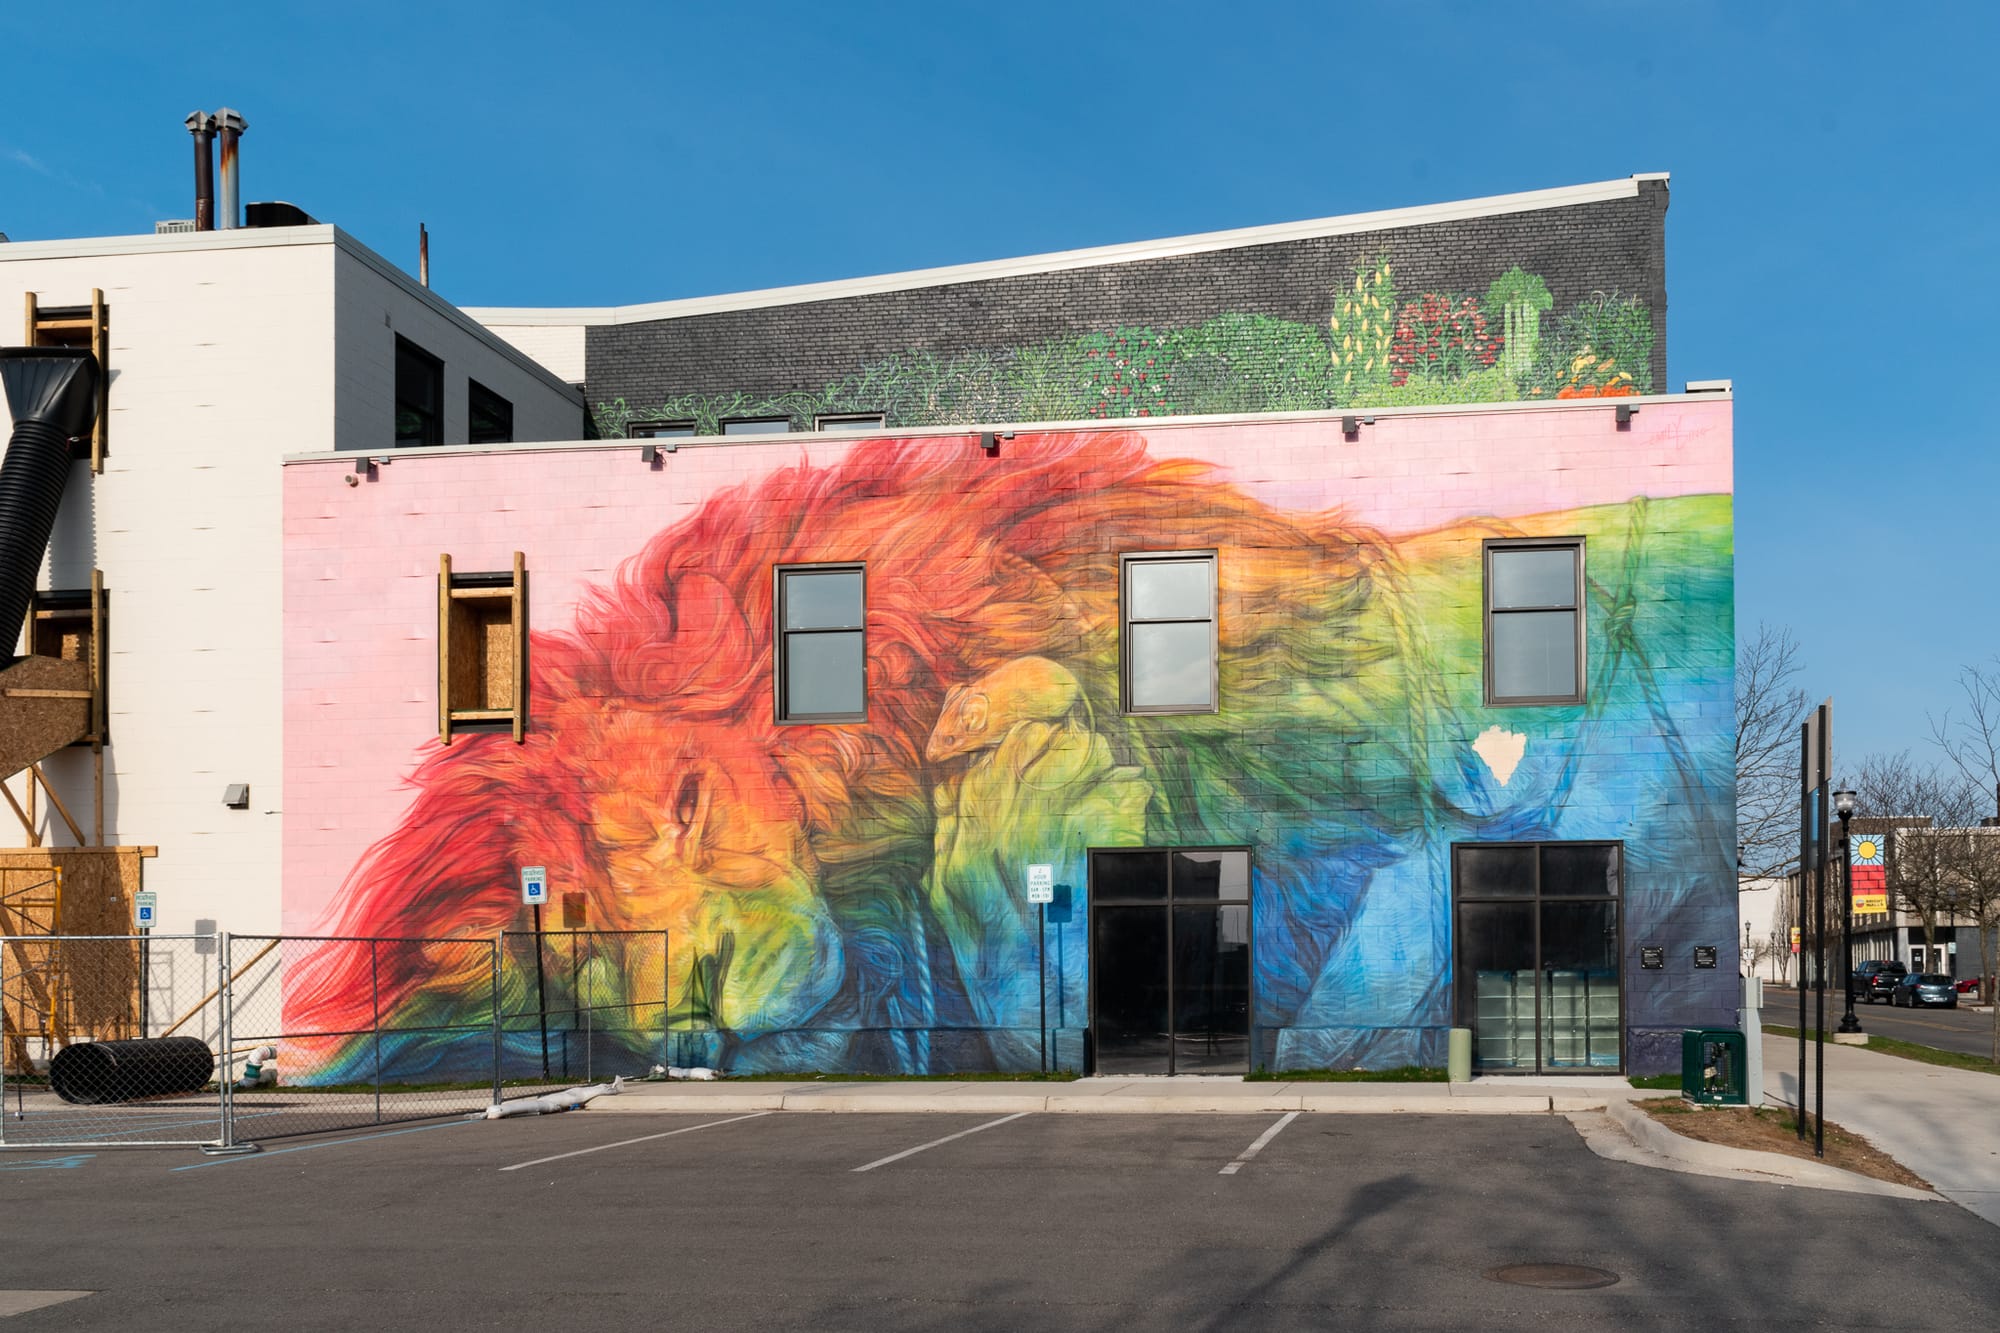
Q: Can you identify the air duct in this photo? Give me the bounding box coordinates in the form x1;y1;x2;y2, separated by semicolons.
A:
0;348;100;667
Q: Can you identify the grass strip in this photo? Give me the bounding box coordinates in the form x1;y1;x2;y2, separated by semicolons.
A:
1245;1066;1447;1083
1762;1024;2000;1077
724;1070;1081;1083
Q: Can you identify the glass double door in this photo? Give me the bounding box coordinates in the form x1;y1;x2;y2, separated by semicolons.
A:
1091;850;1251;1075
1455;843;1623;1073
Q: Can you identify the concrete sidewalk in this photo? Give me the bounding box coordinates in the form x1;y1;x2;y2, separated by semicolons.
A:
1765;1030;2000;1227
594;1073;1638;1117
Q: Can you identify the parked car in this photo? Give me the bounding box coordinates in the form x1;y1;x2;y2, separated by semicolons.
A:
1956;976;1982;996
1890;973;1959;1008
1851;959;1907;1003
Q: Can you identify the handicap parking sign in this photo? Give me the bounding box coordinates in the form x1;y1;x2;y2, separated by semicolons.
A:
135;891;157;927
520;866;548;906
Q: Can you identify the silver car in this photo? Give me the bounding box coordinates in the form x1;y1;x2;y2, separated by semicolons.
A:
1890;973;1959;1008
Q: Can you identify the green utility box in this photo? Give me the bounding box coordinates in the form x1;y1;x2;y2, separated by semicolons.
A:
1680;1028;1748;1105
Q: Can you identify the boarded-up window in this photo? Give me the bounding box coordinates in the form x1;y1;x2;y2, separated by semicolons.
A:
439;553;527;743
27;576;107;745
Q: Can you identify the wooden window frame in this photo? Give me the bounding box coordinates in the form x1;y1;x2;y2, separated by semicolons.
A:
438;552;528;743
23;291;109;472
24;573;107;746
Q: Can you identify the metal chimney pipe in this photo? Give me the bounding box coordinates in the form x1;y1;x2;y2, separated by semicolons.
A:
185;110;215;231
216;108;247;230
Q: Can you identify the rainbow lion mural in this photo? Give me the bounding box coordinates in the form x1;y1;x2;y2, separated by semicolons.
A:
287;425;1734;1078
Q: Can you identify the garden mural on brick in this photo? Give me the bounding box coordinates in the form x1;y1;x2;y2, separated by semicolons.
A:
594;253;1653;438
283;402;1735;1078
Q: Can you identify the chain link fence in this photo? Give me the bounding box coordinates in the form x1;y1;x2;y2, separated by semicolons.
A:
3;929;670;1150
2;934;228;1148
499;930;669;1092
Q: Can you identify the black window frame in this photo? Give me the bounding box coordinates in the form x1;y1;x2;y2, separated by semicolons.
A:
1452;839;1625;1075
1483;537;1586;706
721;417;794;436
1119;550;1219;716
814;413;886;432
774;562;867;725
630;420;697;439
394;335;444;448
467;379;514;445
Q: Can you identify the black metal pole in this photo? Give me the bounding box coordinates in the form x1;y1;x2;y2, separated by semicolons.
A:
1838;813;1861;1034
1813;721;1829;1159
1797;721;1809;1144
1038;902;1048;1076
533;902;550;1080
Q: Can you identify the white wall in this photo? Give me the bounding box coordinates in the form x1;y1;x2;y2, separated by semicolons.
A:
334;250;583;450
4;232;339;935
459;320;587;387
3;226;584;938
1737;877;1790;982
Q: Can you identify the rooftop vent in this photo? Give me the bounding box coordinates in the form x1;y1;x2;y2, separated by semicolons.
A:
155;219;197;235
244;201;317;229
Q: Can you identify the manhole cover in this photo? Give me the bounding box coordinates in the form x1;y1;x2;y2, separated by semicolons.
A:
1484;1263;1620;1290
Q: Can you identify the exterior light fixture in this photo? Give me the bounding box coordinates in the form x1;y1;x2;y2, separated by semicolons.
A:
223;783;250;809
1341;416;1359;438
1615;404;1637;426
1832;787;1861;1034
638;443;659;464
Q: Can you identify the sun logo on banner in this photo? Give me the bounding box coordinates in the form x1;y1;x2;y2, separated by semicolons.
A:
1853;836;1883;866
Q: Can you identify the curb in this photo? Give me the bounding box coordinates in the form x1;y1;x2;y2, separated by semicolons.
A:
582;1085;1621;1117
1603;1099;1935;1200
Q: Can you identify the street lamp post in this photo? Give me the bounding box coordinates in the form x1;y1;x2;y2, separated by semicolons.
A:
1835;788;1861;1034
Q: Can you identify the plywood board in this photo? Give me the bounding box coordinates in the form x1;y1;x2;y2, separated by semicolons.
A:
0;655;92;780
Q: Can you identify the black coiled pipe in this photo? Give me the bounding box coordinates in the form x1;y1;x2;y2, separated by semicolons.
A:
0;348;99;667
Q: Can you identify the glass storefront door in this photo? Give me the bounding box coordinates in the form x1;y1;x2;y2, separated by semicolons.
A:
1454;843;1622;1074
1090;850;1251;1075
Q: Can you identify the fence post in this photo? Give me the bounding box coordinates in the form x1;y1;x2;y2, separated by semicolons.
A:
370;939;382;1126
661;929;671;1073
217;932;234;1150
1;936;10;1144
489;938;502;1109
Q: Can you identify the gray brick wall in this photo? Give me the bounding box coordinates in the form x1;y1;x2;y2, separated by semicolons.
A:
586;182;1668;433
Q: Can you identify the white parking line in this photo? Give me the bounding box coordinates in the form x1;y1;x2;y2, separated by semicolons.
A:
1220;1111;1299;1175
851;1112;1032;1173
498;1112;772;1172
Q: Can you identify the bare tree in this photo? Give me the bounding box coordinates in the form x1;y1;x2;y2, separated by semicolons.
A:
1737;624;1813;880
1929;658;2000;1060
1852;754;1981;961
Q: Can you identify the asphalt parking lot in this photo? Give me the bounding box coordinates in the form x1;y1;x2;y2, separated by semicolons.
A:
4;1110;1998;1330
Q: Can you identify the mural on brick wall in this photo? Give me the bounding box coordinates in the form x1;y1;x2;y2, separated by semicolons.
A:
593;257;1653;437
287;426;1732;1080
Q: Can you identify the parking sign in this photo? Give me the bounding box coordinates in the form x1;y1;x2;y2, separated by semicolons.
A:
1026;863;1054;905
521;866;549;906
134;891;157;928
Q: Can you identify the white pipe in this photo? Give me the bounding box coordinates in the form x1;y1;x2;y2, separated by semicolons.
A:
484;1075;626;1120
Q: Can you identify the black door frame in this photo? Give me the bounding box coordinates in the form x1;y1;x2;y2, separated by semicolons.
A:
1086;845;1255;1076
1451;841;1626;1076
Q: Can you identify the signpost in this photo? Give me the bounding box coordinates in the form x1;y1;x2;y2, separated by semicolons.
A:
135;891;157;1034
521;867;551;1078
1026;864;1053;1072
1798;701;1832;1156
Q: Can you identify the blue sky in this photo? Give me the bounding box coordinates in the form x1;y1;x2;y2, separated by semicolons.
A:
3;1;1995;771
